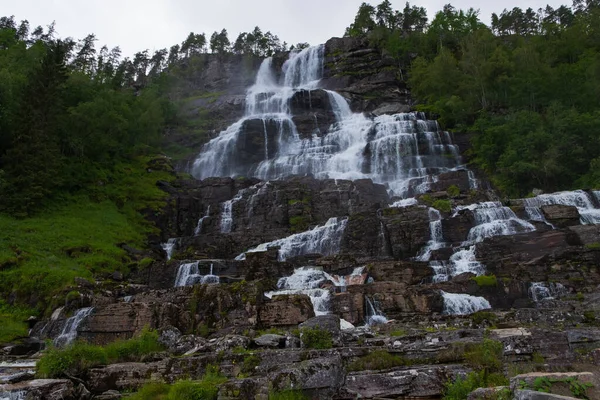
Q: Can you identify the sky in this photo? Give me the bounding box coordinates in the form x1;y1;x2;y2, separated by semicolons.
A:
2;0;570;57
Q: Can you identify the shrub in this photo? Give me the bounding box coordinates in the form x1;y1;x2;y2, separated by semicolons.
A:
268;389;309;400
447;185;461;197
127;382;171;400
432;199;452;213
471;311;497;325
471;275;498;287
464;339;504;384
347;350;410;372
241;354;261;374
443;371;509;400
37;328;163;378
300;326;332;349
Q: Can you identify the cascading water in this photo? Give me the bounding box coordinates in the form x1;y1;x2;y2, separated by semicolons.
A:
365;296;388;325
161;238;178;261
265;267;336;316
54;307;94;347
529;282;568;302
192;45;465;198
441;292;491;315
174;262;219;287
416;208;444;262
430;246;485;282
221;191;246;233
523;190;600;225
235;217;347;261
0;391;26;400
195;206;211;236
462;202;536;243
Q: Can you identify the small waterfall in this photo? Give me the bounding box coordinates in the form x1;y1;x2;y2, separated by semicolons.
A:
416;208;444;261
430;245;485;282
54;307;94;347
467;170;479;190
465;202;535;243
235;217;347;261
523;190;600;225
264;267;335;315
365;296;388;325
390;198;418;208
161;238;178;261
220;191;245;233
529;282;568;302
0;391;26;400
593;190;600;204
174;261;219;287
195;206;211;236
123;295;133;303
441;292;491;315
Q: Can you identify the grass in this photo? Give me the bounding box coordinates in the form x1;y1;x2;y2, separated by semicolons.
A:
471;275;498;287
300;326;332;349
347;350;411;372
127;366;227;400
0;156;174;318
0;300;30;343
444;371;510;400
268;390;309;400
37;328;164;378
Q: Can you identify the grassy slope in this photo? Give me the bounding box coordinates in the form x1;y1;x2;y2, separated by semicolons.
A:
0;156;175;342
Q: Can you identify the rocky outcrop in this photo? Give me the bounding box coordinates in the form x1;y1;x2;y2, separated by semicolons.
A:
258;294;314;328
289;89;337;139
541;205;581;228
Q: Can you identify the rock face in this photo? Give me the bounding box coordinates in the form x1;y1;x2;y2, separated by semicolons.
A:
258;294;315;328
542;205;581;228
289;89;337;139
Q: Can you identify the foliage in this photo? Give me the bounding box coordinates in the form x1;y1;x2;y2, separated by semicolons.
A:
37;328;163;378
0;300;31;343
470;311;497;325
447;185;461;198
472;275;498;287
432;199;452;213
443;371;509;400
241;354;261;374
268;390;309;400
300;326;332;349
127;367;227;400
464;339;504;383
347;350;410;372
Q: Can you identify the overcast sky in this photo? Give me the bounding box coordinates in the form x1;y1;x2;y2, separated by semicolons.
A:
2;0;570;57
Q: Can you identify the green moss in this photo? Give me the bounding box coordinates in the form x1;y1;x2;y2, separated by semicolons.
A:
37;328;163;378
347;350;411;372
470;311;497;325
585;242;600;250
471;275;498;287
268;390;309;400
64;290;81;303
447;185;461;198
432;199;452;213
241;354;261;374
289;216;310;233
0;300;30;343
300;326;332;349
390;329;407;337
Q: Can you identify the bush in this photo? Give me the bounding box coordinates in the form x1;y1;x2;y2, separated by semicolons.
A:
300;326;332;349
443;371;509;400
347;350;410;372
471;275;498;287
241;354;261;374
470;311;497;325
37;328;163;378
432;199;452;213
447;185;461;197
464;339;504;382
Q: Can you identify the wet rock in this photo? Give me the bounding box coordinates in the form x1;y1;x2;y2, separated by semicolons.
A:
371;102;411;116
259;294;315;328
2;372;34;384
567;224;600;245
289;89;337;139
1;379;77;400
2;338;44;356
254;334;286;348
430;170;471;193
94;390;122;399
541;205;581;228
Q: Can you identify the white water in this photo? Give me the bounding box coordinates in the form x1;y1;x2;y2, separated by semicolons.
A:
221;191;246;233
365;296;388;325
390;198;418;208
265;267;336;315
195;205;211;236
523;190;600;225
529;282;568;302
192;45;464;198
441;292;491;315
235;217;347;261
174;262;219;287
416;208;444;261
0;391;25;400
161;238;178;261
430;246;486;282
54;307;94;347
463;202;536;243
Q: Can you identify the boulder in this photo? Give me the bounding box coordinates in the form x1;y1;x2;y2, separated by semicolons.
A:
259;294;315;327
254;334;286;348
541;205;581;228
269;354;345;397
468;387;510;399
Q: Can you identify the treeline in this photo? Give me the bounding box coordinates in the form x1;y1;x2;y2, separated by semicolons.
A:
346;1;600;196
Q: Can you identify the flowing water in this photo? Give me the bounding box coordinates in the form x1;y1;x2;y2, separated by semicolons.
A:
523;190;600;225
161;238;178;261
529;282;568;302
365;296;388;325
416;208;444;262
235;217;347;261
441;292;491;315
460;202;536;243
195;205;211;236
174;262;219;287
54;307;94;347
192;45;465;198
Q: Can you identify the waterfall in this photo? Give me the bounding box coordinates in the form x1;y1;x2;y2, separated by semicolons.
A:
523;190;600;225
365;296;388;325
467;170;479;190
264;267;335;315
174;261;219;287
430;246;485;282
593;190;600;204
441;292;491;315
0;391;26;400
195;206;211;236
220;191;245;233
416;208;444;261
235;217;347;261
54;307;94;347
529;282;568;302
464;202;535;243
161;238;178;261
192;45;465;198
390;198;418;208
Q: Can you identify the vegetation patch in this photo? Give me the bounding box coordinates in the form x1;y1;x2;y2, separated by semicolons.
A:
0;300;30;343
432;199;452;213
471;275;498;287
37;328;163;378
300;326;332;349
268;389;309;400
347;350;411;372
444;371;510;400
